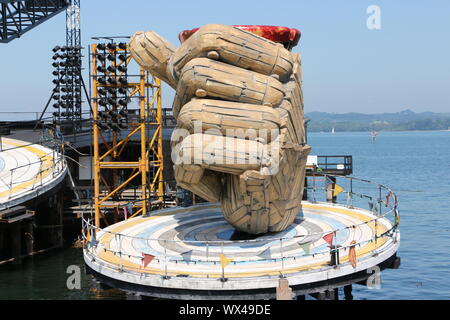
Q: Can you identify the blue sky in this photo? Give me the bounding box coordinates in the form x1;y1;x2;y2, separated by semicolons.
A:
1;0;449;119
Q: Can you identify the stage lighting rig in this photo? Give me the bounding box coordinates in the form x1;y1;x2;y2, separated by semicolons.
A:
90;36;164;225
107;43;117;50
107;54;116;62
97;54;106;62
97;65;107;73
50;44;84;129
117;65;127;73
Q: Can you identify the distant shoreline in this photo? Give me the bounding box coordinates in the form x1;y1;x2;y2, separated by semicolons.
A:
309;129;450;133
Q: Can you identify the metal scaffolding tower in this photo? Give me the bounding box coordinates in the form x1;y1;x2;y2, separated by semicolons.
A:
51;0;83;132
37;0;84;134
0;0;69;43
90;38;164;228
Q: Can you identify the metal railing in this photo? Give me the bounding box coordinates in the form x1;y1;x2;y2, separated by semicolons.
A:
82;174;400;279
0;130;67;206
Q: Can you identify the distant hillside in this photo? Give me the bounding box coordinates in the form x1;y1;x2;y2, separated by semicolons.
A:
305;109;450;132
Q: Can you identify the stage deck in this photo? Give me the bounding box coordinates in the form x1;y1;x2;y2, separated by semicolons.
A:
84;202;400;298
0;137;66;211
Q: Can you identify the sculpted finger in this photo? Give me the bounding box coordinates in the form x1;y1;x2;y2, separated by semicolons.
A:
129;31;177;88
173;164;221;203
170;24;295;83
178;99;281;143
221;170;272;234
172;58;284;117
277;54;305;145
266;145;310;232
221;144;311;234
173;133;270;175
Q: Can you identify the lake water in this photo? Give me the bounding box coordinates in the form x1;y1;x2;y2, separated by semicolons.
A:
0;130;449;300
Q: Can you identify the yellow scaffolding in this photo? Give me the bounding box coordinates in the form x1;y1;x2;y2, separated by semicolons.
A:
91;43;163;228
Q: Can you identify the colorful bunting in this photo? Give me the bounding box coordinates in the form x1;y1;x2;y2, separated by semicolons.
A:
88;228;99;248
86;227;91;243
181;250;193;262
123;206;128;220
299;241;311;255
85;226;98;248
333;184;344;197
385;191;392;206
395;209;400;226
258;247;274;259
348;240;357;268
141;253;155;268
322;232;334;247
220;254;233;269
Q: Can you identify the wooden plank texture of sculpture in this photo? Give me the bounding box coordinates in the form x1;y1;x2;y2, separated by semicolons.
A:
129;24;310;234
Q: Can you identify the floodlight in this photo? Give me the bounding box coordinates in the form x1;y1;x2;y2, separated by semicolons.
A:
107;77;117;85
117;65;127;73
118;78;128;85
98;98;107;106
96;54;106;62
107;43;117;50
97;66;107;73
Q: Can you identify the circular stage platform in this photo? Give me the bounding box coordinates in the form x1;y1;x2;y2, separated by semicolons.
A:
0;137;66;210
84;201;400;299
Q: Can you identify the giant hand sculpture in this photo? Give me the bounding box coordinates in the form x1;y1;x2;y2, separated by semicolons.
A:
129;24;310;234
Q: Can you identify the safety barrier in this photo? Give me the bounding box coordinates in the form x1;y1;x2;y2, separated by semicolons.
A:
82;174;400;279
0;128;67;205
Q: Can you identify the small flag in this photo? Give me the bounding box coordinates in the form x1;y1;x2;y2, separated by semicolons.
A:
299;241;311;255
333;184;344;197
181;250;193;262
126;202;133;216
123;206;127;220
258;247;274;260
220;254;233;269
141;253;155;268
88;228;99;248
395;209;400;226
322;232;334;247
349;240;357;268
86;227;91;243
385;191;392;206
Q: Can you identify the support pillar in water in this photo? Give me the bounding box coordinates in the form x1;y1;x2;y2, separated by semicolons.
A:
10;222;21;265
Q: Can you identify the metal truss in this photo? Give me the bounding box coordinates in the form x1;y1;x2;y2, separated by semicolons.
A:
0;0;69;43
90;39;164;228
